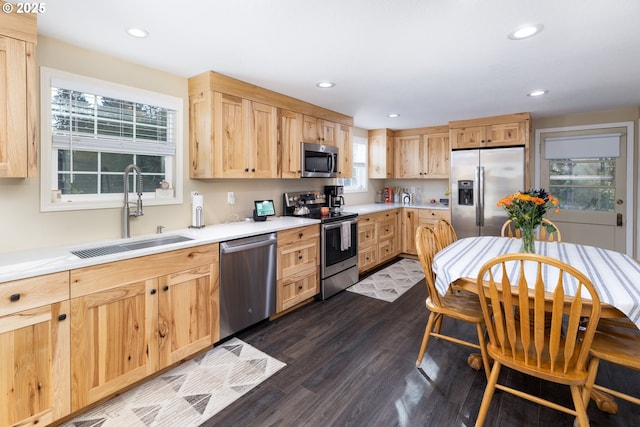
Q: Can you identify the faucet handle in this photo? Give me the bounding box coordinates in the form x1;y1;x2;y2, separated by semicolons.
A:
156;225;165;234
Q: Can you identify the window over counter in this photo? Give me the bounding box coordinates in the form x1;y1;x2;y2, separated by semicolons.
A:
39;67;183;211
338;135;367;192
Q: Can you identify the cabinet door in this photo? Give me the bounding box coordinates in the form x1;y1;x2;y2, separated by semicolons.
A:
280;109;304;178
158;265;216;367
247;101;279;178
189;91;214;178
394;134;423;178
450;126;485;149
425;132;450;177
216;92;247;178
0;301;70;427
402;208;419;254
486;121;526;147
302;115;320;143
70;279;158;410
0;36;29;178
368;129;394;179
336;123;352;178
320;120;337;145
278;267;318;312
358;244;378;273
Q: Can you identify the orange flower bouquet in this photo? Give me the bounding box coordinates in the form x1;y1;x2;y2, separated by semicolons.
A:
497;189;560;253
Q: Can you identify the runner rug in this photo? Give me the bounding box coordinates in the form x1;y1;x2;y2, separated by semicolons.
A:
347;258;425;302
62;338;286;427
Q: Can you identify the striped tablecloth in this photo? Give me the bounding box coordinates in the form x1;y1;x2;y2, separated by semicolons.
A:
433;236;640;329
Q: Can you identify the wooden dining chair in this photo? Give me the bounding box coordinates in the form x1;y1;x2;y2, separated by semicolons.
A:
500;218;562;242
432;218;457;251
474;253;601;427
582;321;640;413
414;224;490;379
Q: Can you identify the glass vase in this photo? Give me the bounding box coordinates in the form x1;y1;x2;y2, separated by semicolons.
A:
520;227;536;253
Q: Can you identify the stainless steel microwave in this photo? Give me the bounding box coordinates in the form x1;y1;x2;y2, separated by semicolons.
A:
301;142;338;178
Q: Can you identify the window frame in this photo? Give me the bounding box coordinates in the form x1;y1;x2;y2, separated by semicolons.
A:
40;67;184;212
339;135;368;193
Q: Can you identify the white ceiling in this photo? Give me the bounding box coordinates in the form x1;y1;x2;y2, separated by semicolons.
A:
36;0;640;130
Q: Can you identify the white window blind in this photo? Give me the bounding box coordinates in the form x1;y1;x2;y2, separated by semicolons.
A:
544;133;622;159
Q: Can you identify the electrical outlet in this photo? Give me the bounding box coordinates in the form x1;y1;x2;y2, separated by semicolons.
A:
227;192;235;205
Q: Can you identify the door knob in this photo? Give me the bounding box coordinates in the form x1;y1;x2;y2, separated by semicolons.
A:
617;213;623;227
616;199;624;205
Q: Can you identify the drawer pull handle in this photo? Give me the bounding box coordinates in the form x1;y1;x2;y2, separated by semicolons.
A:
299;233;303;238
58;313;67;321
150;289;157;295
10;293;20;302
163;285;169;291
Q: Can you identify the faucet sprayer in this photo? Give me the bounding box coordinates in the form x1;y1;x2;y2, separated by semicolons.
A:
123;164;143;238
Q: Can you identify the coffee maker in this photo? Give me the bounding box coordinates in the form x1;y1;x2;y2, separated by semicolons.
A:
324;185;345;212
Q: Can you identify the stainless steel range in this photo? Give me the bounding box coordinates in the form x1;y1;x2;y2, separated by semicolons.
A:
283;190;359;300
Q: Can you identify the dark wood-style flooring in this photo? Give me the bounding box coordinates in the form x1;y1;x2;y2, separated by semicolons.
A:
201;262;640;426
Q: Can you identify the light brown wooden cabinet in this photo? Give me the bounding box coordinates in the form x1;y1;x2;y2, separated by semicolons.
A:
358;209;401;273
69;244;219;410
368;129;394;179
449;113;530;149
402;208;451;255
189;90;278;178
189;71;354;180
0;5;37;178
394;126;449;179
0;272;70;427
303;115;337;145
280;112;353;178
276;225;319;312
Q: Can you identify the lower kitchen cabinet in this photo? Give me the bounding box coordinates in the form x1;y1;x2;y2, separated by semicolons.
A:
358;209;401;273
69;244;219;411
0;272;70;427
402;208;451;255
276;225;319;312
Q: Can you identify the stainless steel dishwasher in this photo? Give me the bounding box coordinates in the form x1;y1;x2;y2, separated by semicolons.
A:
219;232;277;340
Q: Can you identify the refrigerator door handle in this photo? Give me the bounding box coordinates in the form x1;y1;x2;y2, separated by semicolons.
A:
478;166;485;226
475;166;481;226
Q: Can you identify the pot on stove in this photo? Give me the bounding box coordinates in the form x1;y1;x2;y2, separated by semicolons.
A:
293;204;310;215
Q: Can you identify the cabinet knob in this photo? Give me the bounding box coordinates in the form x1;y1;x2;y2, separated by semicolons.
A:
163;285;169;291
58;313;67;321
150;289;157;295
298;285;303;290
244;168;249;172
9;293;20;302
251;168;256;172
299;232;303;238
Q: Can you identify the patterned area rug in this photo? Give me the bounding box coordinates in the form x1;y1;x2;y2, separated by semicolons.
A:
347;258;425;302
62;338;286;427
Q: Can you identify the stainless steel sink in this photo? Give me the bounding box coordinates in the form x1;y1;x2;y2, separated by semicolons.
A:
71;235;194;259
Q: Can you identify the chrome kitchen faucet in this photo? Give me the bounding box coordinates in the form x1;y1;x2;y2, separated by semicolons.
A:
122;164;143;238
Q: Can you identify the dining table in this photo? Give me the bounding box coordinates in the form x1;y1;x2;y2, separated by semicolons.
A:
433;236;640;329
432;235;640;414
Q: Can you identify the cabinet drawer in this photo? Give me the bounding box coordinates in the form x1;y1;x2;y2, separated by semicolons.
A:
0;271;69;317
418;209;450;226
278;241;318;280
277;225;320;247
358;221;377;247
358;245;378;273
378;239;396;264
378;218;396;241
277;267;318;311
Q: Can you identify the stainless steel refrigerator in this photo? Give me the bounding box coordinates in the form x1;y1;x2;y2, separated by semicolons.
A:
451;146;525;238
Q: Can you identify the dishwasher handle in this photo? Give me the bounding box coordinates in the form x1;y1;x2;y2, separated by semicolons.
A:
220;233;277;254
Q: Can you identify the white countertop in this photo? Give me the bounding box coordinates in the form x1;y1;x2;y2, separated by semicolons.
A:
0;202;449;283
0;216;319;283
347;202;450;215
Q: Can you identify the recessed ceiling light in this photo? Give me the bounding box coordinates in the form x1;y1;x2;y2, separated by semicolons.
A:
527;89;548;97
508;24;544;40
387;113;400;118
127;27;149;38
316;81;335;88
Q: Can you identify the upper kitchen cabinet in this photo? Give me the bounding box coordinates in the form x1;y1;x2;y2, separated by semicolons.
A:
0;4;37;178
303;115;337;145
394;126;449;179
449;112;530;149
368;129;394;179
188;71;353;179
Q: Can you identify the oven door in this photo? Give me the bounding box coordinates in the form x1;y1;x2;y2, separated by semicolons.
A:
321;219;358;278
